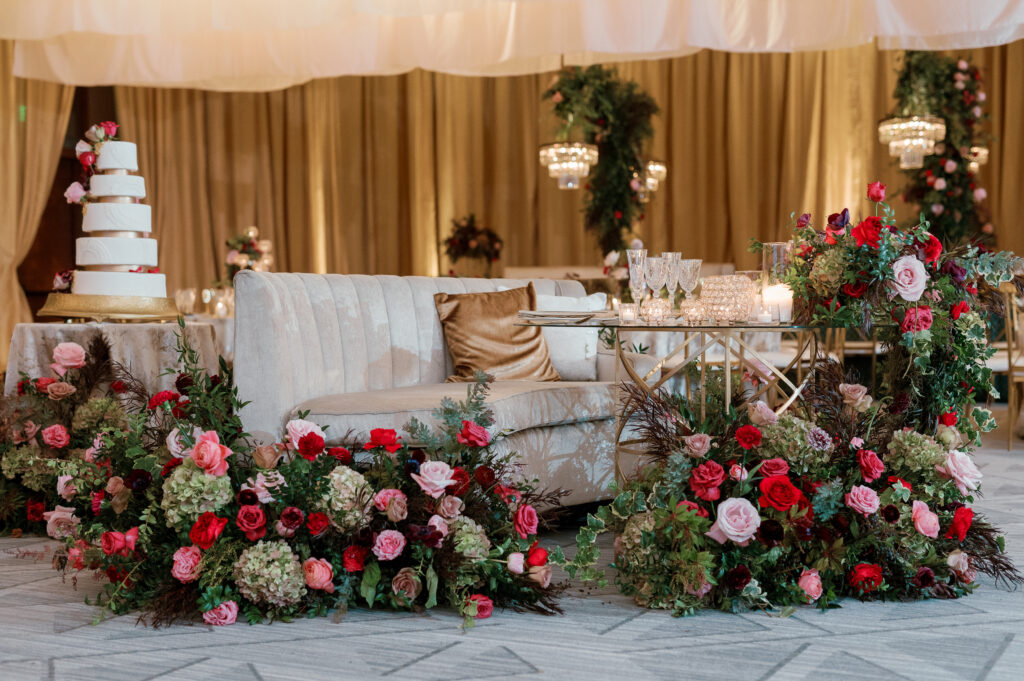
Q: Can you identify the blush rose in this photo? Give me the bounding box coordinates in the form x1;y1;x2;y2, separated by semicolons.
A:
844;485;880;516
798;568;823;602
372;529;407;561
203;601;238;626
892;255;929;301
188;430;232;477
935;450;982;495
51;342;86;376
303;557;335;593
911;500;940;538
171;545;203;583
411;460;458;498
705;497;761;546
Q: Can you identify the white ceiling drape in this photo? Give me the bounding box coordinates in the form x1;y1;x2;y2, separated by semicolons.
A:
2;0;1024;91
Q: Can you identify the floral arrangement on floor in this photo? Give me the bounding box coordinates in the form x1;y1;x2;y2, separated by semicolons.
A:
443;214;503;277
8;327;563;627
891;52;992;244
565;180;1023;616
543;65;660;254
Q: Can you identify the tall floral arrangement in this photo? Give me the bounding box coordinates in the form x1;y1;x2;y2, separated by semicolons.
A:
543;66;659;254
891;52;992;244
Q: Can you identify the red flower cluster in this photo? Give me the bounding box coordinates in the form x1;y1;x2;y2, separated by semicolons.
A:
946;506;974;542
735;425;762;450
190;512;228;550
147;390;180;410
848;563;884;593
364;428;402;453
298;432;325;460
852;217;883;248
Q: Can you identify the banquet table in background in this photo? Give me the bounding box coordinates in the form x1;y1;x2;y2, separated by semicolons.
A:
186;314;234;363
3;322;219;396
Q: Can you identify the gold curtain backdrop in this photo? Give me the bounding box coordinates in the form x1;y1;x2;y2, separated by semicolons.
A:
0;40;74;369
114;39;1024;294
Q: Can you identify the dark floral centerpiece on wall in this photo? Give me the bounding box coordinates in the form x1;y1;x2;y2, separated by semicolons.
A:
444;214;503;278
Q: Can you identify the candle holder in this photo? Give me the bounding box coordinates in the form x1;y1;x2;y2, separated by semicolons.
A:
619;303;638;323
640;297;672;324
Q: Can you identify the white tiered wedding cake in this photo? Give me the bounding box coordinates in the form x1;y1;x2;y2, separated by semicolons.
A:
42;122;176;321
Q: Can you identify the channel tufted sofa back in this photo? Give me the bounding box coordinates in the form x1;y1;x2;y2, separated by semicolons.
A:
233;271;587;437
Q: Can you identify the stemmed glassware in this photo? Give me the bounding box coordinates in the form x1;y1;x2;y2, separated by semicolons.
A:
677;259;702;299
626;249;647;307
662;252;680;311
643;256;667;300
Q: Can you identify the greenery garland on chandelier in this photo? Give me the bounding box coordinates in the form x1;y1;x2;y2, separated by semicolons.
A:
890;51;993;245
542;66;659;254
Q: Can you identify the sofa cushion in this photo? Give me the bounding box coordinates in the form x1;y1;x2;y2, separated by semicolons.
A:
294;381;615;445
534;292;606;381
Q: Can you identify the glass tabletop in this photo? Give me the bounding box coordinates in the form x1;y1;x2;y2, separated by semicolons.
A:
515;313;830;331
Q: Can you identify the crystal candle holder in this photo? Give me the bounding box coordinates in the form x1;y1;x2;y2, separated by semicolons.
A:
619;303;638;323
640;297;672;323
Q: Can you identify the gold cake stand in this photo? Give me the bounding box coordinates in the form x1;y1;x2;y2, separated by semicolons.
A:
38;293;179;323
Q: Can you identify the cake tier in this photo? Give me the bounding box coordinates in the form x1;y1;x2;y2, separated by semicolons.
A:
72;271;167;299
82;202;152;233
89;174;146;199
94;141;138;171
76;237;158;267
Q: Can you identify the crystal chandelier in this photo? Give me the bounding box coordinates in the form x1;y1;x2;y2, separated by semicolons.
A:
966;145;989;174
632;160;669;204
538;142;599;190
877;115;947;169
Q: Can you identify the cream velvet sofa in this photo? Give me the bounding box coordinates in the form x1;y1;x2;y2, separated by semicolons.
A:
234;271;640;504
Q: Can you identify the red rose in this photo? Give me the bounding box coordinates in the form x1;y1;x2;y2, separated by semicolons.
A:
900;306;933;333
26;499;45;522
327;447;352;463
35;377;57;391
758;475;803;512
449;467;471;496
735;424;762;450
494;484;522;505
852;216;883;248
236;504;267;541
342;545;369;572
78;151;96;169
856;449;885;483
614;210;623;220
279;506;305;531
938;411;957;427
676;500;709;518
306;511;330;537
364;428;402;453
161;457;183;477
189;512;228;550
848;563;884;594
759;458;789;477
16;379;28;395
689;461;726;501
866;181;886;202
466;593;493;619
842;281;868;298
946;506;974;542
527;544;549;567
297;432;325;461
951;301;969;320
919;233;943;265
111;380;128;394
456;420;490;447
473;466;496;488
99;121;119;138
147;390;180;410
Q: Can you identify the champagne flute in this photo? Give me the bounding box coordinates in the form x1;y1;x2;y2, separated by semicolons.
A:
662;252;681;311
626;249;647;307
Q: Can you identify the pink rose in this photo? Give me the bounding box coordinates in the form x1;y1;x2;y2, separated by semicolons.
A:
42;424;70;449
798;568;823;602
935;450;982;495
187;430;232;476
284;419;326;450
747;401;778;426
900;306;933;333
101;531;126;556
303;557;335;593
856;449;885;483
891;255;929;302
427;514;448;547
42;505;79;539
203;601;238;626
372;529;406;561
171;545;203;582
705;497;761;546
166;426;201;458
410;460;458;498
51;342;86;376
866;181;886;202
759;458;789;477
456;420;491;447
838;383;872;412
931;203;944;216
105;476;125;496
528;564;553;588
56;475;77;501
64;181;87;204
850;436;864;449
911;500;940;538
551;91;564;103
844;485;879;516
373;488;407;512
933;178;947;191
513;504;539;539
507;552;525;574
437;495;464;519
684;433;713;457
729;464;748;481
225;249;240;265
946;549;976;582
974;187;987;201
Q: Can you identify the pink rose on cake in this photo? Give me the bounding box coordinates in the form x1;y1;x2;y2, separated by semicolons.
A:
64;182;86;204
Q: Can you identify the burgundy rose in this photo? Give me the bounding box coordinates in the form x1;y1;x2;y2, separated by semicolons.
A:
111;380;129;394
758;458;789;477
124;469;152;493
237;489;260;506
26;499;45;523
689;461;726;501
236;504;267;541
279;506;305;531
757;519;784;546
912;566;935;588
161;457;183;477
449;467;471;496
175;373;194;393
881;504;901;524
724;565;752;591
473;466;496;487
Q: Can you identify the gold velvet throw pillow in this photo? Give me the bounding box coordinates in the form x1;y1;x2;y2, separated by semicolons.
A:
434;284;561;382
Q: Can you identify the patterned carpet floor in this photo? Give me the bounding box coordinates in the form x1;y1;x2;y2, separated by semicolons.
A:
2;409;1023;681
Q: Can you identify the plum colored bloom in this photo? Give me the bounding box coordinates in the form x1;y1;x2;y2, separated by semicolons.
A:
303;557;335;593
936;450;983;495
705;497;761;546
372;529;406;561
171;545;203;582
203;601;238;626
798;568;823;602
513;504;539;539
867;181;886;202
911;500;940;538
857;449;885;483
411;460;458;498
844;485;879;516
188;430;232;477
42;424;70;449
892;255;929;302
456;420;490;447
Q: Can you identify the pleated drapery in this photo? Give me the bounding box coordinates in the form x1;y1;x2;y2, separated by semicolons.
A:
113;41;1024;295
0;40;74;369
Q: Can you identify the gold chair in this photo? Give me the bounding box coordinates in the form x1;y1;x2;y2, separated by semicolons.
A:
986;283;1024;450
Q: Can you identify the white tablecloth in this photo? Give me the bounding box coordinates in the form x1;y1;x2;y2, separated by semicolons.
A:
187;314;234;363
3;322;219;396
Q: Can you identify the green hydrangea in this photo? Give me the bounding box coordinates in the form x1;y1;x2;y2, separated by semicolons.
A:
450;516;491;561
620;512;655;557
160;459;233;530
758;414;824;474
886;429;946;475
809;248;846;294
1;445;57;492
234;540;307;608
71;397;128;433
318;465;372;532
